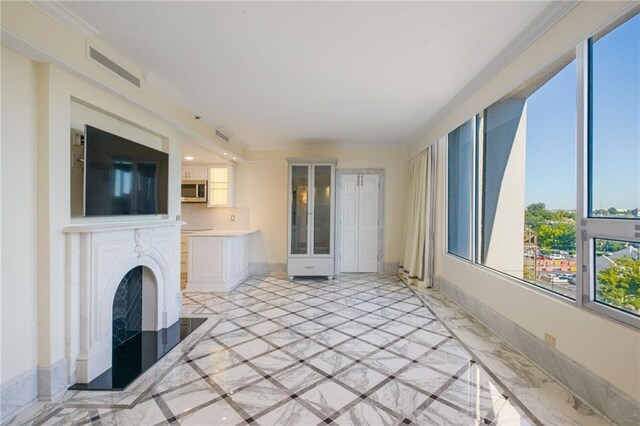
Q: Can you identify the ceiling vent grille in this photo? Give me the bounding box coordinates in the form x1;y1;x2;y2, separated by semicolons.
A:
215;129;230;143
88;46;141;88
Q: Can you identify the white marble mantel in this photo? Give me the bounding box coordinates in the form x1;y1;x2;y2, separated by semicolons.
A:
65;219;183;383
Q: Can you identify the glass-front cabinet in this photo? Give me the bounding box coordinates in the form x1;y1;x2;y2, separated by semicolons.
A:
288;159;335;279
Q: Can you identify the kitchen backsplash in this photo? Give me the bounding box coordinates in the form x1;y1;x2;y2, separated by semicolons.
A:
181;204;250;230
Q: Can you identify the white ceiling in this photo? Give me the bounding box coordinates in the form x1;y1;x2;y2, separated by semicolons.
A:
62;1;551;150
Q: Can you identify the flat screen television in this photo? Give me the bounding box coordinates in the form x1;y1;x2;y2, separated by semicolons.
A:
84;125;169;216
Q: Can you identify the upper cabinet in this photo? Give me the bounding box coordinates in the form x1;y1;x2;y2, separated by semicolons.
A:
207;164;236;208
182;165;207;180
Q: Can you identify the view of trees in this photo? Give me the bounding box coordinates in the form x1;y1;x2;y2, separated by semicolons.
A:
525;203;576;252
597;256;640;313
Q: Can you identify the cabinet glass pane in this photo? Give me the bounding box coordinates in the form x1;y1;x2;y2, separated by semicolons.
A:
314;165;332;255
291;165;309;255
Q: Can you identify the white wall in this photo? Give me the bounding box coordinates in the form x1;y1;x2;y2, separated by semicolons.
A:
416;2;640;403
237;149;409;267
0;47;39;386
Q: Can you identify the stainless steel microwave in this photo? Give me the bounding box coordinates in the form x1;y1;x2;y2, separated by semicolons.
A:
181;180;207;203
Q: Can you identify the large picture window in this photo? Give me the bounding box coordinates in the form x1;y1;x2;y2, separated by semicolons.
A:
442;9;639;326
476;55;577;299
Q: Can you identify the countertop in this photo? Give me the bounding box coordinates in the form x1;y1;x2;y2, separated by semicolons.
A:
181;228;258;237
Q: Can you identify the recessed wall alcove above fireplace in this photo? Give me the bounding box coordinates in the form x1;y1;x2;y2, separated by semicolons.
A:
64;220;204;391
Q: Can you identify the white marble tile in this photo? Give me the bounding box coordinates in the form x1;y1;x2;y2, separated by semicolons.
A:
299;380;359;417
362;349;413;375
369;379;429;419
414;399;482;425
231;339;275;360
335;339;379;359
309;350;357;375
311;329;352;347
405;329;449;348
333;400;401;426
216;328;256;347
179;399;244;425
161;381;219;416
250;350;297;374
282;338;326;358
247;320;282;336
210;363;262;393
397;364;452;394
229;380;289;417
255;399;322;426
193;348;245;375
335;364;386;393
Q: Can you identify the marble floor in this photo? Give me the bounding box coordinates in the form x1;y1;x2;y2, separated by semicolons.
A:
8;274;609;426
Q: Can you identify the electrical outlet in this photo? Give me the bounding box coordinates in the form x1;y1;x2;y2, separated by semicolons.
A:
544;332;556;348
231;214;235;222
176;215;181;221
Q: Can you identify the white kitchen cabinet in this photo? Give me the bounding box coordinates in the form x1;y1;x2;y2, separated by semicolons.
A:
287;159;335;279
182;165;207;180
186;234;249;292
208;164;236;207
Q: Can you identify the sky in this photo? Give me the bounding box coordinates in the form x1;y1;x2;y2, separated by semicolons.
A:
524;13;639;211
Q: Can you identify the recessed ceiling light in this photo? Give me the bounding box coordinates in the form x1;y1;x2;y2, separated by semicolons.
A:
184;156;194;161
232;157;236;160
223;152;228;155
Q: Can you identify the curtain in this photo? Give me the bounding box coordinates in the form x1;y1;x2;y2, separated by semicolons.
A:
399;144;437;287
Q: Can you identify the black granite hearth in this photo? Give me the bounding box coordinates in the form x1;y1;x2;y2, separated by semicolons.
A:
69;317;206;391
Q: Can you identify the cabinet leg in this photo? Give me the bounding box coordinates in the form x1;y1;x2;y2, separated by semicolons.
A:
327;275;334;281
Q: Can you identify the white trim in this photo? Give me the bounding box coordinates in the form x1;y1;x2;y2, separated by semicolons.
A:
408;1;579;149
29;1;99;39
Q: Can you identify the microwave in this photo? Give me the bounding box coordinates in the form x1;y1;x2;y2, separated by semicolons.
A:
181;180;207;203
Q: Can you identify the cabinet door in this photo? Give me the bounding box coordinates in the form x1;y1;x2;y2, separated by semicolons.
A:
208;165;235;207
188;237;225;282
313;165;333;255
289;165;310;256
182;165;207;180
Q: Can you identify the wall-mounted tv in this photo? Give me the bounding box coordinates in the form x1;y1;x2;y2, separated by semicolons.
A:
84;125;169;216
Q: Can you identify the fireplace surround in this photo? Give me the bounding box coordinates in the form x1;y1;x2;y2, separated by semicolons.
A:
64;220;182;384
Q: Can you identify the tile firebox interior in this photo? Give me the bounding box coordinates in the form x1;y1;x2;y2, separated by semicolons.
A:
10;274;610;425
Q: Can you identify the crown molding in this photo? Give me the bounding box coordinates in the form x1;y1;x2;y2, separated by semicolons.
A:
408;0;580;151
146;71;199;114
30;1;99;39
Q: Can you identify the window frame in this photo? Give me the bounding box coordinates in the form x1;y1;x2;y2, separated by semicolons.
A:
442;7;640;330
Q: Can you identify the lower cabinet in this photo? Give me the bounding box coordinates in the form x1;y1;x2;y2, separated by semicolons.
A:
186;235;249;292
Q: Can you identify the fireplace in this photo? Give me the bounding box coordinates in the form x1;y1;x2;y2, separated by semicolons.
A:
64;221;183;384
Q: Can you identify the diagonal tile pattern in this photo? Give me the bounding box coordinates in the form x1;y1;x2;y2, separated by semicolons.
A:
9;274;609;425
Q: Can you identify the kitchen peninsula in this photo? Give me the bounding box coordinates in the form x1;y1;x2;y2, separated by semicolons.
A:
184;229;258;292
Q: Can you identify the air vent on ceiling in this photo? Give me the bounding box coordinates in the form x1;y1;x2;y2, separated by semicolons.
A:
88;46;141;88
215;129;230;143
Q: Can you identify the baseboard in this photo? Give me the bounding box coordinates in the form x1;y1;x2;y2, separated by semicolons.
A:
0;368;38;423
249;262;286;274
37;357;68;401
434;275;640;426
383;262;399;274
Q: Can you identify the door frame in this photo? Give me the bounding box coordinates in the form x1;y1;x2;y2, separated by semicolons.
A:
335;169;385;274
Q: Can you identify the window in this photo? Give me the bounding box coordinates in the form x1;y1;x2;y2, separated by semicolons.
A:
443;11;639;327
447;120;474;260
582;13;640;322
477;55;577;299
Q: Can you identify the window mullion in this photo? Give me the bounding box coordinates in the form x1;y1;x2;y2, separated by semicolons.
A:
576;40;590;308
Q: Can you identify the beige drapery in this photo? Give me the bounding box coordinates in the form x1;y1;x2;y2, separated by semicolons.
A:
399;144;436;287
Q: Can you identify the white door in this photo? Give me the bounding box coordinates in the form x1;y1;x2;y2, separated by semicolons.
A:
340;174;379;273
